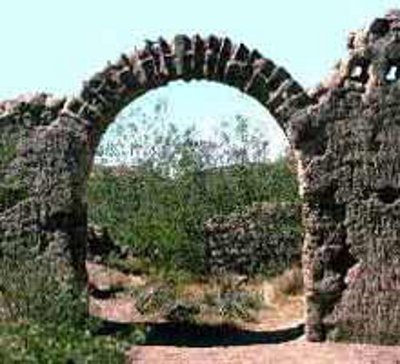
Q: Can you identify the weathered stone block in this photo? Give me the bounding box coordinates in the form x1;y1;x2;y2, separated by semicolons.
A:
173;34;193;79
215;37;233;80
192;35;206;79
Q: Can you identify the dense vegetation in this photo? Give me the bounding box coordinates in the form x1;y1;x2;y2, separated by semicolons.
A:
88;112;300;276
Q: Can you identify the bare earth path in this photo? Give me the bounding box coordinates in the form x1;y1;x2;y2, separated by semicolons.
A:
87;262;400;364
127;342;400;364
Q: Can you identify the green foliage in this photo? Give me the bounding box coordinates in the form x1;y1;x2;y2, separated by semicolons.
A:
0;131;17;169
133;268;193;317
0;322;126;364
134;280;180;317
0;253;86;326
88;109;300;276
0;240;130;363
0;175;29;212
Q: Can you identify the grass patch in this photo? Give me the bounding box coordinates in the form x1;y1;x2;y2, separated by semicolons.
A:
130;271;264;325
0;322;127;364
0;247;138;363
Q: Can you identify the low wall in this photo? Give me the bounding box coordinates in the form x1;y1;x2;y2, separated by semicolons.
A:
203;202;302;276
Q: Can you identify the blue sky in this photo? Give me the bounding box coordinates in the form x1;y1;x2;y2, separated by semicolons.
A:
1;0;398;161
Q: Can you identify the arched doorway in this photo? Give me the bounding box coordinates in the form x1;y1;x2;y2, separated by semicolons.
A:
87;78;300;274
65;34;311;335
60;34;310;157
0;34;310;342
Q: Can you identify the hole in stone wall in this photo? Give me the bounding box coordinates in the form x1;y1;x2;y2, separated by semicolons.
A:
349;59;369;83
350;66;363;79
94;80;290;166
376;186;400;204
385;65;398;82
86;81;303;332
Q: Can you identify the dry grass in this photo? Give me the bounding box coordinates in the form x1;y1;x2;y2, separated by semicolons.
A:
87;262;305;329
270;265;304;299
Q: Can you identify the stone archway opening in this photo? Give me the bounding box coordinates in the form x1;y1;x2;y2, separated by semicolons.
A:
78;37;308;331
87;78;301;276
71;35;310;268
92;78;289;167
63;34;310;155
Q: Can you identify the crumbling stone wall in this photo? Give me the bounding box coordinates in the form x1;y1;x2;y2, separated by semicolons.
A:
1;10;400;344
0;35;309;322
203;202;302;276
0;94;88;292
291;10;400;344
1;34;309;291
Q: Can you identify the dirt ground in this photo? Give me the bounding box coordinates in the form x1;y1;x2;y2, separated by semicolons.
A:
87;262;400;364
127;342;400;364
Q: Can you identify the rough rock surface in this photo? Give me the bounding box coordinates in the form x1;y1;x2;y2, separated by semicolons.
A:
1;10;400;344
0;94;89;292
203;202;302;275
293;10;400;343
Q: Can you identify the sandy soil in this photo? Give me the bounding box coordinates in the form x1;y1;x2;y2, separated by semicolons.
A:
87;262;400;364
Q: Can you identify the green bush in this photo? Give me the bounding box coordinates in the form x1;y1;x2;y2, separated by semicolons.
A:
88;111;300;276
0;322;126;364
0;241;129;363
0;254;86;326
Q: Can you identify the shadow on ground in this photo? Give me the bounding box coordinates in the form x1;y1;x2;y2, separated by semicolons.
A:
95;320;304;347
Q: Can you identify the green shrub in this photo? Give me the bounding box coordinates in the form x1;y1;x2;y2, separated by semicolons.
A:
0;131;17;169
0;240;130;363
0;322;126;364
88;112;300;277
131;272;263;325
0;247;86;327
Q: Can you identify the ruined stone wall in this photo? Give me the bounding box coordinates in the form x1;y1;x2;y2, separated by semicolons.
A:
203;202;302;276
1;10;400;345
291;10;400;344
0;94;88;291
0;35;309;317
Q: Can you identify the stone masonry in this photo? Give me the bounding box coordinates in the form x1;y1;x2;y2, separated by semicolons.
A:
1;10;400;344
203;202;302;276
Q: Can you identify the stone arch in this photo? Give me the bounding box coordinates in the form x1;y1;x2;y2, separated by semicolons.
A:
57;34;312;297
48;34;311;333
0;36;311;306
57;34;311;156
4;11;400;347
